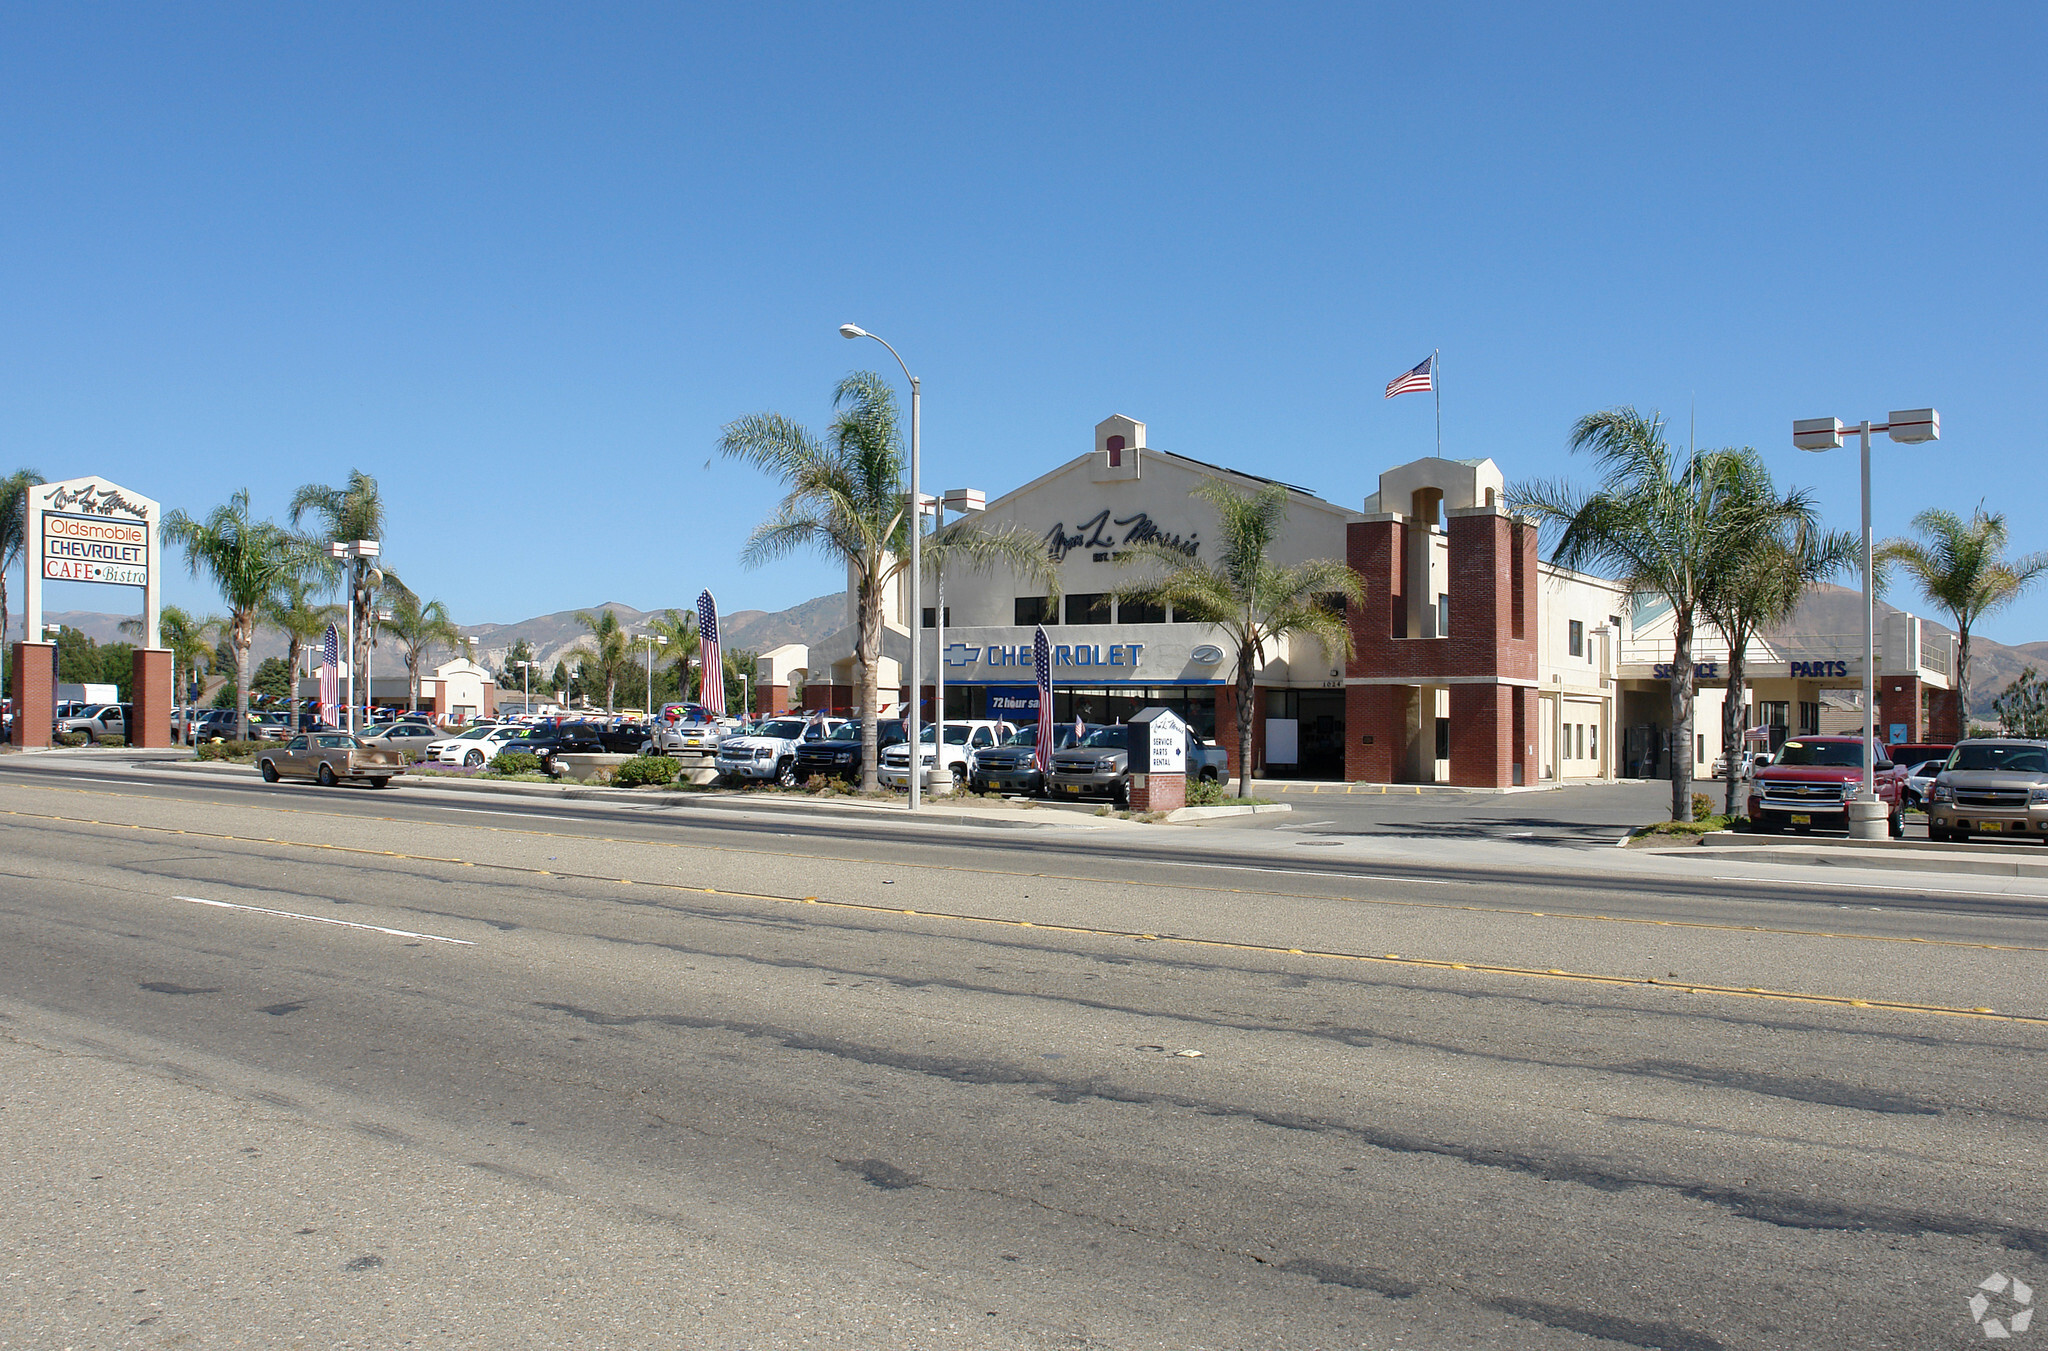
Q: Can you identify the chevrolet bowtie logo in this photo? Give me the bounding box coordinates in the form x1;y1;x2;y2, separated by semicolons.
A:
943;642;982;668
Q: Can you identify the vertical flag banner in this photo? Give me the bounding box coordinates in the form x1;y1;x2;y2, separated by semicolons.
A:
1032;625;1053;773
319;623;340;728
696;590;726;716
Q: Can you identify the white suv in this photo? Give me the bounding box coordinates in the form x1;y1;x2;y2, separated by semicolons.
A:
715;715;846;786
879;721;1015;790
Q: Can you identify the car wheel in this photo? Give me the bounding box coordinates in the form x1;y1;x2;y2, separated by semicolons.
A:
1902;790;1920;810
1199;767;1219;783
465;749;485;768
1114;781;1130;809
776;758;798;788
259;760;279;783
369;776;393;789
316;763;338;787
1888;810;1905;839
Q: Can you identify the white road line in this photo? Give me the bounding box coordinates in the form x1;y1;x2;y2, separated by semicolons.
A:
1711;875;2041;900
424;805;584;823
1274;820;1339;831
1134;858;1456;885
171;895;476;945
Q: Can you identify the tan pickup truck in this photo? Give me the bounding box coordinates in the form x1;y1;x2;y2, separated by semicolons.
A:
257;733;408;788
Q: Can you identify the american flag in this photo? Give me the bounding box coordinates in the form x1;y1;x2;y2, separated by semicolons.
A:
1384;353;1434;398
1073;713;1085;743
318;623;339;727
1032;625;1053;773
696;590;725;716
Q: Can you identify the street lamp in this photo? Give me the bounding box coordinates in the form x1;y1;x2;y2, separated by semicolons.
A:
927;487;986;793
634;632;668;717
325;539;381;733
1792;408;1939;835
514;659;541;714
369;607;393;722
841;322;924;809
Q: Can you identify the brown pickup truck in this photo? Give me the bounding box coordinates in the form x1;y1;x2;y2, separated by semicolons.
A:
258;733;408;788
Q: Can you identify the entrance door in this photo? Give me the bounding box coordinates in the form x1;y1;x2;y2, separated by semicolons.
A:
1295;691;1345;780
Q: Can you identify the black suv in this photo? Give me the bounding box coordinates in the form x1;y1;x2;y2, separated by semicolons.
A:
793;720;906;782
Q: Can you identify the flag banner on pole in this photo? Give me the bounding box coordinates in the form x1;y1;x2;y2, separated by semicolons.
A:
318;623;340;727
696;590;726;716
1384;353;1434;398
1032;625;1053;773
1743;725;1771;743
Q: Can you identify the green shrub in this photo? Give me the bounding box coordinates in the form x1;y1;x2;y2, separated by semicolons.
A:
1691;792;1715;821
54;731;89;747
94;733;125;747
490;752;545;777
612;755;679;788
195;740;266;763
1186;777;1232;807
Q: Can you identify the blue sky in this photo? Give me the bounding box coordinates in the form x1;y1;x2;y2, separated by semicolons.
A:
6;4;2046;640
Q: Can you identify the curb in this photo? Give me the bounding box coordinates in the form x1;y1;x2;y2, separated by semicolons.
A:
1164;803;1294;822
1650;835;2048;880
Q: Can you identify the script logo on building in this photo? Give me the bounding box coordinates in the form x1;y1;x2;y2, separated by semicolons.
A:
1970;1271;2034;1339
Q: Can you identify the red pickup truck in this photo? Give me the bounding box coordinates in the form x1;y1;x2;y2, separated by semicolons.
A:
1746;735;1904;837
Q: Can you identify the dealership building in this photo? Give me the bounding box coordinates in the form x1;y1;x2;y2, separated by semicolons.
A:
799;416;1962;787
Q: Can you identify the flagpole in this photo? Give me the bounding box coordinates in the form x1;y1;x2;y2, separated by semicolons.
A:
1433;348;1441;458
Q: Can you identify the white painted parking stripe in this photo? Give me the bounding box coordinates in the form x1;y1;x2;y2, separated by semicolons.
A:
170;895;476;945
1136;858;1455;885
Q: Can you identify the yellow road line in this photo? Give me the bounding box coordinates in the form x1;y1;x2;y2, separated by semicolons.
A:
2;782;2043;957
5;802;2038;1028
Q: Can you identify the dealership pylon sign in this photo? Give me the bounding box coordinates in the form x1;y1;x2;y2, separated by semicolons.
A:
25;477;161;649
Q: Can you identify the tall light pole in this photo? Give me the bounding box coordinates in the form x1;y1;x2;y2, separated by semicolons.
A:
634;632;668;717
325;540;381;734
840;322;923;809
515;659;540;715
1792;408;1939;835
366;607;392;724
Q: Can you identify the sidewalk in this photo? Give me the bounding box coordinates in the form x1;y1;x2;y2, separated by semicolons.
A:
1649;830;2048;881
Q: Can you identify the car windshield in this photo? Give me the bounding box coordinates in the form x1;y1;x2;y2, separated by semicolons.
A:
758;719;807;739
917;725;973;744
1077;725;1128;749
1000;726;1042;747
1772;740;1864;768
1948;743;2048;773
316;735;360;749
1911;760;1944;777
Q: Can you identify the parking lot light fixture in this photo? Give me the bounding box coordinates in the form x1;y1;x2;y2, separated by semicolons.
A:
325;539;383;733
839;322;922;809
1793;409;1940;812
634;632;667;719
930;488;987;792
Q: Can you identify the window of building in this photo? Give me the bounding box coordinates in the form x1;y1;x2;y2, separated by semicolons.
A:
1568;620;1584;658
1065;593;1111;625
1437;593;1450;637
1014;596;1056;626
1697;732;1706;764
1120;598;1165;624
919;606;951;628
1799;701;1821;736
1106;434;1125;467
1589;724;1598;765
1577;724;1585;760
1435;717;1450;761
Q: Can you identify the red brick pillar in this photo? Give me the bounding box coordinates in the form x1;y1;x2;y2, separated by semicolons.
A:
1927;687;1963;741
1128;772;1185;813
11;642;54;748
1345;684;1402;783
1448;683;1513;788
130;648;174;747
1879;676;1922;745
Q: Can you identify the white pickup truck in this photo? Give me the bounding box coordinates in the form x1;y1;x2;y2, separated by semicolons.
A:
714;715;847;786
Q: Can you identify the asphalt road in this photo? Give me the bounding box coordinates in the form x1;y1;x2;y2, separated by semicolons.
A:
2;756;2044;1350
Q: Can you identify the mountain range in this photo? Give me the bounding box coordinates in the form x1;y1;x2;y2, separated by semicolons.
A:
12;583;2045;716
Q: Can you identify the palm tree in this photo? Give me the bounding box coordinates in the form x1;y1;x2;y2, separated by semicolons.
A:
571;608;633;712
1512;409;1807;821
291;470;400;692
2;468;46;665
1112;478;1362;798
381;588;462;711
262;568;341;727
647;608;700;701
720;371;1055;791
163;491;294;740
1876;506;2048;724
1699;453;1856;813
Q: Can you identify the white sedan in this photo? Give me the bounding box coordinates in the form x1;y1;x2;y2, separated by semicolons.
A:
427;724;530;768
